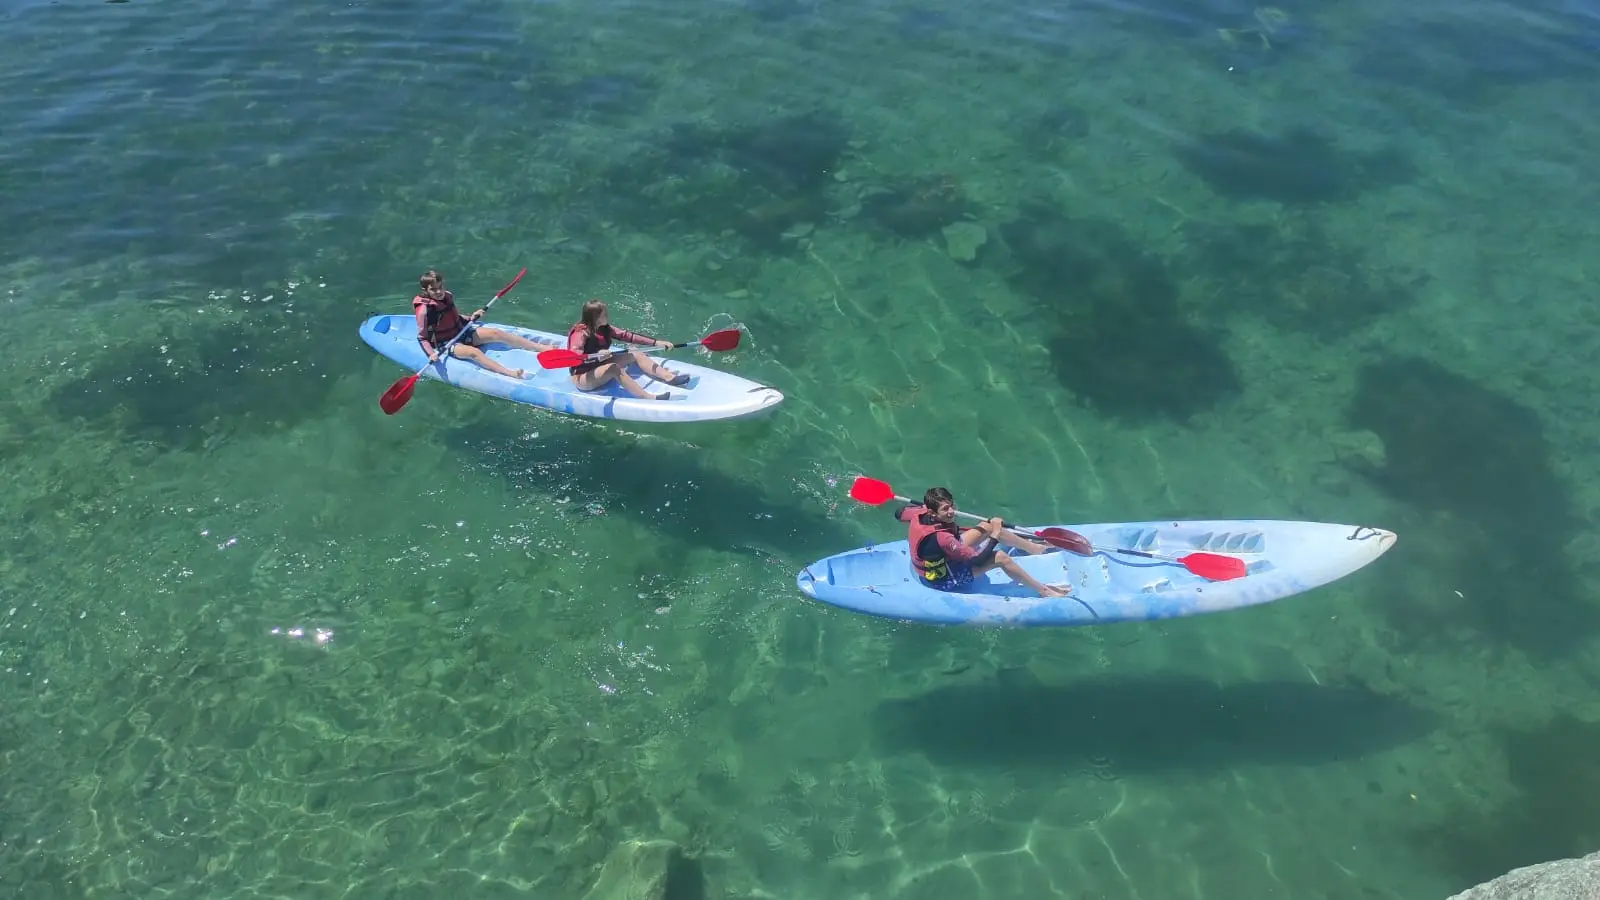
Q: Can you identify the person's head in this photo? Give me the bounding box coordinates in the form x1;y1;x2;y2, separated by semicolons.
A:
580;299;609;331
418;269;445;298
923;487;956;523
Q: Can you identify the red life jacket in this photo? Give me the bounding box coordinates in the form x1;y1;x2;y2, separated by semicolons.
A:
904;504;961;582
568;323;614;355
414;290;467;346
565;323;618;375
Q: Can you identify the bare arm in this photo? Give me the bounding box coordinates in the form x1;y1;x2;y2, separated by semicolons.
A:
608;326;662;346
415;305;437;358
935;529;996;565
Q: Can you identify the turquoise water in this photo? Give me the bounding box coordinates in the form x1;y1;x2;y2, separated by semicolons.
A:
4;0;1600;896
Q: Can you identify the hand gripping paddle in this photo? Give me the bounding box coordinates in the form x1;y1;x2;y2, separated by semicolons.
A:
379;268;527;414
846;476;1247;581
534;328;742;370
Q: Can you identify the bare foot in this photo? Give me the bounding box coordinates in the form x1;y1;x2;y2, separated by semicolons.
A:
513;368;527;379
1041;583;1071;598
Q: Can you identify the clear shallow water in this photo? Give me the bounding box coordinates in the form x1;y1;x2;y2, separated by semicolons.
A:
3;0;1600;897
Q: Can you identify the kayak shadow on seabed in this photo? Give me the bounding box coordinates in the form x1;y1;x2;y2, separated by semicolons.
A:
439;419;866;564
872;669;1438;774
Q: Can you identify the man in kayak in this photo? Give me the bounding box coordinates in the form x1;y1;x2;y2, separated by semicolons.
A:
896;487;1070;598
414;269;558;378
567;299;690;401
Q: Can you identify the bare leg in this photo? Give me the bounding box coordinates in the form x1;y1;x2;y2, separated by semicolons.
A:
963;525;1052;556
472;326;560;354
621;349;685;385
571;362;667;400
977;552;1069;597
993;529;1054;555
450;343;525;379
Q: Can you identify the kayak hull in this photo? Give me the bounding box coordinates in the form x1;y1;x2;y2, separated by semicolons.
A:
359;314;784;423
795;519;1397;627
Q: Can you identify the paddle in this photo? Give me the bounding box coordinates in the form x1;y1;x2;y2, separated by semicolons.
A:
848;476;1094;553
379;268;527;414
846;476;1247;582
533;328;743;370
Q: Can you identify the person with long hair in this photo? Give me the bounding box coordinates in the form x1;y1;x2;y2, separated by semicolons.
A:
565;299;690;401
412;269;557;378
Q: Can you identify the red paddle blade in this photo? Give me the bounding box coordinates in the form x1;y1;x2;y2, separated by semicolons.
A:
848;476;896;505
699;328;742;352
1181;552;1248;581
1035;527;1094;556
536;349;586;369
379;375;419;414
495;267;528;299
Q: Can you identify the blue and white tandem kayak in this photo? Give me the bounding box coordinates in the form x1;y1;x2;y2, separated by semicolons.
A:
359;314;785;423
795;520;1397;627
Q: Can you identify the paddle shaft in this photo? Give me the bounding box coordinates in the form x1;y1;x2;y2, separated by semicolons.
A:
415;291;511;373
540;327;741;369
581;330;737;363
885;491;1221;564
379;269;528;414
882;492;1044;543
934;500;1233;565
579;337;711;365
588;344;665;362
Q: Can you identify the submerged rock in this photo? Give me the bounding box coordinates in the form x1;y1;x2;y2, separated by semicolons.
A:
941;221;987;263
581;839;703;900
1328;428;1386;470
1447;850;1600;900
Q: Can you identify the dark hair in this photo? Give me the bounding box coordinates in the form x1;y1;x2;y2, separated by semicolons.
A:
923;487;954;510
418;269;443;290
579;298;608;332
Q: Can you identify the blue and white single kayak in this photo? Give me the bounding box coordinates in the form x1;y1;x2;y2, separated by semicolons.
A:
795;520;1397;627
359;314;784;423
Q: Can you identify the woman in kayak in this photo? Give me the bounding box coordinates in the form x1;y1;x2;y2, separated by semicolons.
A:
414;270;558;378
896;487;1069;598
566;299;690;401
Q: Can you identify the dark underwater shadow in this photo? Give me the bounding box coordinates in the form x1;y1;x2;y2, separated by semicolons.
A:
1179;215;1430;338
873;671;1436;773
588;108;854;256
1346;355;1597;657
47;303;371;452
439;417;866;564
1409;714;1600;893
992;202;1242;422
1175;125;1415;205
